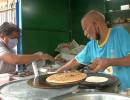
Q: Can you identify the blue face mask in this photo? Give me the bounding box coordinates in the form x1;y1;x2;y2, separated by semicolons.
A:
8;38;18;48
96;32;101;40
93;22;101;40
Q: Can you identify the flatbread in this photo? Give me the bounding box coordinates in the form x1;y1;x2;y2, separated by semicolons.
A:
85;76;108;83
46;72;87;84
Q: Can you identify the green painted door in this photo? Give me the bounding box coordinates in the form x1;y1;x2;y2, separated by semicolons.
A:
22;0;71;55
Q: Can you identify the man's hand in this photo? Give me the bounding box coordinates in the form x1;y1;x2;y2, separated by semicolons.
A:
41;54;55;62
90;58;110;72
55;59;81;73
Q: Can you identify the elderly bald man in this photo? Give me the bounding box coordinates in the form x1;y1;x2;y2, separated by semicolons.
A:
56;10;130;90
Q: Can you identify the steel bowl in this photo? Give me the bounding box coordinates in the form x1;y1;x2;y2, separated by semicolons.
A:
119;88;130;97
52;92;130;100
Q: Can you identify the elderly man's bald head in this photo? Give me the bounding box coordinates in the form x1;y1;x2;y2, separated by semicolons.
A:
81;10;105;27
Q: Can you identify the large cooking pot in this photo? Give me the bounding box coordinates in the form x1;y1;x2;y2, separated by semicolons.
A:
52;92;130;100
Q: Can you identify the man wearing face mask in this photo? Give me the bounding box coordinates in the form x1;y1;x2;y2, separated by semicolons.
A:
0;22;54;74
56;10;130;90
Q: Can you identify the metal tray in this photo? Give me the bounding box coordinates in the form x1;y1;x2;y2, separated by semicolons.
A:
80;72;120;88
0;78;78;99
28;73;86;89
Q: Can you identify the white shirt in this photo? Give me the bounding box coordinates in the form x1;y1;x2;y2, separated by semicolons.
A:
0;39;15;74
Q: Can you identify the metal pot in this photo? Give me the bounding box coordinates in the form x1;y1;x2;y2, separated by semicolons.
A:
119;88;130;97
52;92;130;100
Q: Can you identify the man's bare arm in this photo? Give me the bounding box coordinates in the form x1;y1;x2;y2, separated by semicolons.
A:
108;55;130;66
56;59;81;72
91;55;130;72
0;53;54;65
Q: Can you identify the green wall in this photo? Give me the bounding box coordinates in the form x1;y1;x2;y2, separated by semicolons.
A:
22;0;71;55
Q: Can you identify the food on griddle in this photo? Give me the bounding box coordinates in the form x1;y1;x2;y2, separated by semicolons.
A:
46;72;87;84
85;76;108;83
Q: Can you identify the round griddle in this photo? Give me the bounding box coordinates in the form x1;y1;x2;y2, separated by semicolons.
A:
79;72;120;88
28;73;86;89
